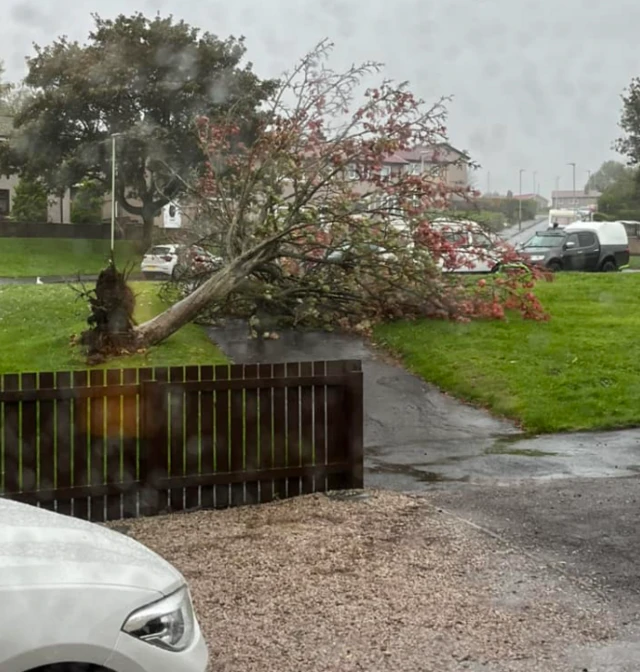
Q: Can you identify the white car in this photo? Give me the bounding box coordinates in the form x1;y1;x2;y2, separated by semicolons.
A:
141;244;223;280
0;499;208;672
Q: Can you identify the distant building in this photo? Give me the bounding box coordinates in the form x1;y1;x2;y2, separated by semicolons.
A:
551;190;600;209
0;115;72;222
513;193;549;210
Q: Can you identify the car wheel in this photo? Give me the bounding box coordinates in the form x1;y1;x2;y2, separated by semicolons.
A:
601;259;617;272
547;261;562;272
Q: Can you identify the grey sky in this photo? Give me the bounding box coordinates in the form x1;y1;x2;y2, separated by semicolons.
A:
1;0;636;199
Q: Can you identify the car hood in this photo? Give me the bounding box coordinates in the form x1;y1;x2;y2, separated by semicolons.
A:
0;499;183;594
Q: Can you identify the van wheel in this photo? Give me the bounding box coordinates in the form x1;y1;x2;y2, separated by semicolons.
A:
601;259;617;272
547;261;562;272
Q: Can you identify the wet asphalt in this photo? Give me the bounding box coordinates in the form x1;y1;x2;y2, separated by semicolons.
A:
208;324;640;668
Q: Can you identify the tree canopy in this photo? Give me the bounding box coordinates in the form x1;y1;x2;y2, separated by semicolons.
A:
616;77;640;166
585;160;631;192
0;12;277;244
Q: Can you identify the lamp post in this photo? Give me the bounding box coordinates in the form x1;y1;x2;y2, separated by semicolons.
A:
568;162;576;207
110;133;123;260
519;168;525;231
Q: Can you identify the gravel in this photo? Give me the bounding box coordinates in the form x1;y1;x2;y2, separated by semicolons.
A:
115;491;615;671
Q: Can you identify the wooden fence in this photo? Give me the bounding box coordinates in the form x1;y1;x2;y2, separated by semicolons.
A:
0;361;363;522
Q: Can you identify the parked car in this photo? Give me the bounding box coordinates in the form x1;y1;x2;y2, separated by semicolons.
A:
141;244;223;280
519;221;630;272
0;498;208;672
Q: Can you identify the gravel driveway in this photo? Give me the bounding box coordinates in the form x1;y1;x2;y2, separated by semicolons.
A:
114;491;615;672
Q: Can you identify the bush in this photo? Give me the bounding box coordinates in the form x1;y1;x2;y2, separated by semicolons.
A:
70;179;104;224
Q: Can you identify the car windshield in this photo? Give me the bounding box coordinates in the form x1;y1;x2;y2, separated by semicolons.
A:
147;246;173;256
524;233;565;249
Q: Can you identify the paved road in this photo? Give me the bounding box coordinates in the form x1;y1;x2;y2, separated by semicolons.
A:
207;325;640;669
499;216;547;246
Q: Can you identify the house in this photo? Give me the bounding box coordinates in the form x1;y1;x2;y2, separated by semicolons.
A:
0;115;72;222
513;193;549;210
551;190;600;209
383;143;470;189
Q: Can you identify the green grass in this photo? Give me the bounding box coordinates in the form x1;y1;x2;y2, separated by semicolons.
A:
0;282;226;373
0;238;142;277
374;273;640;434
628;255;640;269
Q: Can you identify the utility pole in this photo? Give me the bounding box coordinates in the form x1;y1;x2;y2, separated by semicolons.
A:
519;168;525;231
110;133;124;260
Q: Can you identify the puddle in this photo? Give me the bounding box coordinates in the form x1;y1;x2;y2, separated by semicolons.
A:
368;462;469;483
485;445;558;457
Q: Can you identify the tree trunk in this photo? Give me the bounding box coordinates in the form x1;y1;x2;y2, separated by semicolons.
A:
142;211;155;249
135;256;262;347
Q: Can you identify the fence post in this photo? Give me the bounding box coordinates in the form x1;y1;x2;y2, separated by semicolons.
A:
345;370;364;488
139;381;165;517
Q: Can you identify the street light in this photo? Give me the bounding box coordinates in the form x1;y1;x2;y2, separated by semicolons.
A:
110;133;124;260
518;168;525;231
568;162;576;207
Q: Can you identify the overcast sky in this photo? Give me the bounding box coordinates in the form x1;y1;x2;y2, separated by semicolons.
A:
1;0;637;198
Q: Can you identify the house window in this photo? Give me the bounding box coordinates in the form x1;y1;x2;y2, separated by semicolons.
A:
380;165;391;177
0;189;9;216
347;165;358;180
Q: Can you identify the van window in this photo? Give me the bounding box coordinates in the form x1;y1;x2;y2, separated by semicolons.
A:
566;233;580;247
577;232;596;247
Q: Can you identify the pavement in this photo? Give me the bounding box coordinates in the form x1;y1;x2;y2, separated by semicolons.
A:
0;273;157;285
208;324;640;670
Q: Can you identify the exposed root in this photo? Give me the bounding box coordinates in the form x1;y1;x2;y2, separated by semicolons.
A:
75;261;138;363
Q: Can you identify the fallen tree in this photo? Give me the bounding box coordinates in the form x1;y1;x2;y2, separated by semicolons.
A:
78;40;548;360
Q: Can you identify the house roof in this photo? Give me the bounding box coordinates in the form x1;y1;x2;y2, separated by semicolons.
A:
552;190;601;198
514;193;548;201
382;143;469;166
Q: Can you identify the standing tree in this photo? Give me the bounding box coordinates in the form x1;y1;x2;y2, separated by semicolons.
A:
11;175;49;222
0;12;277;247
77;41;547;361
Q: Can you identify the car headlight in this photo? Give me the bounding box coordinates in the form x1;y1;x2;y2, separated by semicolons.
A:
122;586;196;651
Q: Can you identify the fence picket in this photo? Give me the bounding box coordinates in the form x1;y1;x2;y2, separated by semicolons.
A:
38;371;56;511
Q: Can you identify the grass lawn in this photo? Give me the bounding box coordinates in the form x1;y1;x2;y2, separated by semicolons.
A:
374;273;640;434
0;282;226;373
628;255;640;269
0;238;142;277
